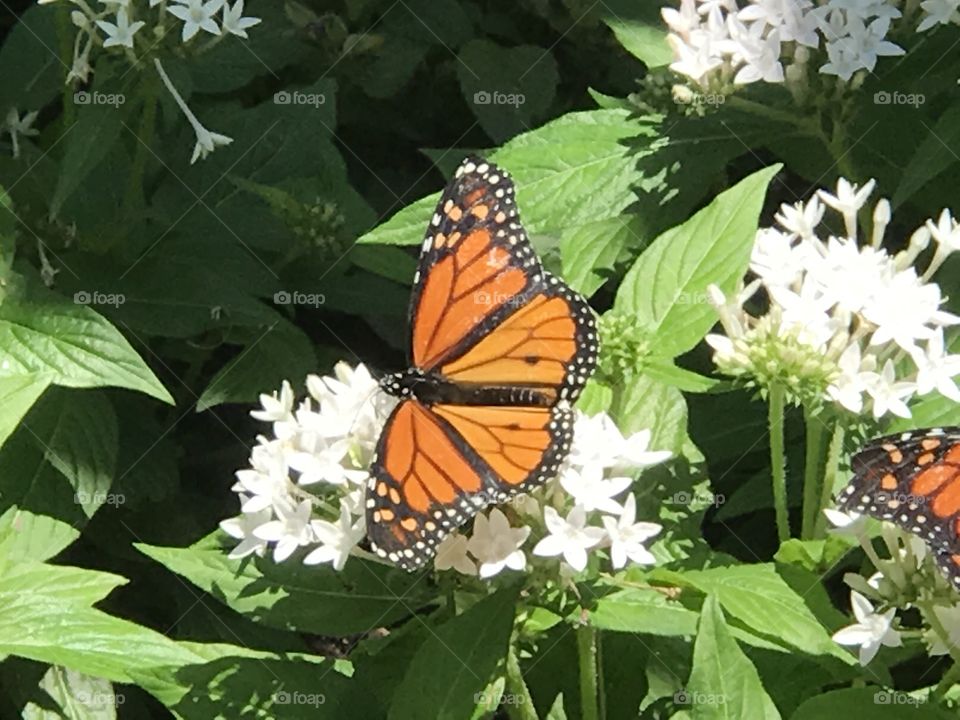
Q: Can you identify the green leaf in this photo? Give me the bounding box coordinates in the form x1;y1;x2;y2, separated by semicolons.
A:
130;645;349;718
686;595;781;719
50;100;125;219
23;666;119;720
643;357;724;393
0;388;118;561
457;40;559;143
389;587;519;720
196;320;317;411
0;289;173;403
136;532;435;636
0;373;51;450
0;562;202;682
0;7;65;117
610;374;689;455
616;165;781;357
601;0;673;68
892;104;960;208
545;693;569;720
359;109;645;246
559;216;638;297
588;586;699;636
791;687;953;719
654;564;854;663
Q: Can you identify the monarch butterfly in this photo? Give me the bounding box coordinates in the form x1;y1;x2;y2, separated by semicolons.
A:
366;156;599;571
837;427;960;588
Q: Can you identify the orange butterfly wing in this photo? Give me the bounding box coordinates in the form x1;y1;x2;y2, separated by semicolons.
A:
367;156;597;570
368;399;572;570
838;427;960;588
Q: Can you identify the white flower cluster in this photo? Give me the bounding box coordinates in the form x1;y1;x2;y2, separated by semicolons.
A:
707;178;960;419
33;0;260;163
221;364;673;578
41;0;260;82
662;0;907;85
825;509;960;665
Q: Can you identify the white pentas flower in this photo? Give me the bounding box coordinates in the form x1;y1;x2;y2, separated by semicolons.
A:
661;0;908;91
168;0;225;42
222;362;391;569
221;0;261;38
706;177;960;418
96;8;145;49
467;509;531;578
601;494;662;569
153;58;233;163
533;506;606;572
832;590;902;665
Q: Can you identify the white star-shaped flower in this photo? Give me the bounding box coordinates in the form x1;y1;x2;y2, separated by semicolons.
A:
220;500;272;559
304;503;365;570
864;359;915;419
254;498;315;562
533;505;605;572
96;8;145;49
917;0;960;32
250;380;295;422
914;328;960;402
434;533;476;575
168;0;225;42
221;0;261;38
467;508;530;578
832;591;902;665
601;493;661;569
560;463;632;515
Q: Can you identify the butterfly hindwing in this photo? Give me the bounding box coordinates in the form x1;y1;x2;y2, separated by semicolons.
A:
838;427;960;583
367;399;573;570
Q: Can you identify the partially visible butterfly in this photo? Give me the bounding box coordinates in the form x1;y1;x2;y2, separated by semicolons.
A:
837;426;960;588
366;156;599;571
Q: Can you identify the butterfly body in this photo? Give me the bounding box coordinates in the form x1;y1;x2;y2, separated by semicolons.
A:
366;156;598;571
380;369;557;407
838;426;960;588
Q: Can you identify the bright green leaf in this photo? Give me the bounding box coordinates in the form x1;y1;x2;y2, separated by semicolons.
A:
136;532;435;636
0;373;51;450
389;587;519;720
616;165;781;357
687;595;781;719
0;290;173;403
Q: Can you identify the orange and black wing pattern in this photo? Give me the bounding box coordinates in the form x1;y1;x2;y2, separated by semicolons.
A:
367;400;573;569
366;156;598;571
837;426;960;588
407;156;597;402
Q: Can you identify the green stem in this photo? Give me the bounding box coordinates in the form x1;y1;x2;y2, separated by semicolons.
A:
504;647;539;720
935;656;960;699
919;599;960;696
122;75;158;222
801;407;826;540
725;96;818;133
814;421;846;538
576;624;600;720
768;384;790;543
